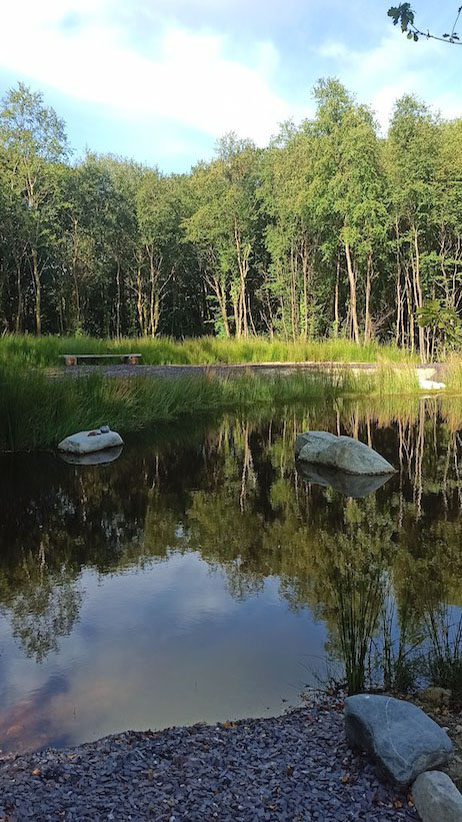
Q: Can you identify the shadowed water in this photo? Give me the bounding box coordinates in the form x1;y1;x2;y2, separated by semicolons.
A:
1;397;462;753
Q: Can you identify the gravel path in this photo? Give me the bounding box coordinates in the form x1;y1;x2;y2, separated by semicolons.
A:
46;361;447;382
46;362;374;380
0;700;418;822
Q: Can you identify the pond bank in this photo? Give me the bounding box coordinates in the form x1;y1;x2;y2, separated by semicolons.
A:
0;697;417;822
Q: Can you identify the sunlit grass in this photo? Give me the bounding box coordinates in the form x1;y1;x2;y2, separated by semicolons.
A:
2;347;462;452
0;334;417;368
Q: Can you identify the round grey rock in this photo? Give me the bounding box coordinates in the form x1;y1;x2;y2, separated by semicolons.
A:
413;771;462;822
345;694;453;787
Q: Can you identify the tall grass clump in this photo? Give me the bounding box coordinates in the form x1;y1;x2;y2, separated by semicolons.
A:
0;368;345;452
424;606;462;704
442;356;462;393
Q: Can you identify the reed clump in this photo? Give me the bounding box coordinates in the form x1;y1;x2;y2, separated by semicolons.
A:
0;365;341;452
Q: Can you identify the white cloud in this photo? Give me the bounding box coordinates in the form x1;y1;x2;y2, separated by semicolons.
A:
0;0;306;145
317;29;462;130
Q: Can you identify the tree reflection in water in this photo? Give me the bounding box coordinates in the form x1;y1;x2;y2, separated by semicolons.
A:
0;396;462;695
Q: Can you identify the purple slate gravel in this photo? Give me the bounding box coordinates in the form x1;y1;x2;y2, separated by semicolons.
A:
0;702;418;822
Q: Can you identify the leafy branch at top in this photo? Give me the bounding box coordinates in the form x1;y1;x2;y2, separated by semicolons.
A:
388;3;462;44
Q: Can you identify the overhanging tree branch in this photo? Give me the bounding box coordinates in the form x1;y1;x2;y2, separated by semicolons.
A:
388;3;462;44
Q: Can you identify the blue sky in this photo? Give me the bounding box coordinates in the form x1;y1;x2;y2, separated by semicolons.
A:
1;1;461;172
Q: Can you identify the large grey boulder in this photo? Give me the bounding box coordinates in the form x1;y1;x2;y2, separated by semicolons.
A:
413;771;462;822
295;460;393;498
345;694;453;787
295;431;396;475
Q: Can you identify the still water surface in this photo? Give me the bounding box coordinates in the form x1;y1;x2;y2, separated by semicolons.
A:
0;398;461;752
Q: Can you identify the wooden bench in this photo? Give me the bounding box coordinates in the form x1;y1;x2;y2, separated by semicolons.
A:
60;353;142;366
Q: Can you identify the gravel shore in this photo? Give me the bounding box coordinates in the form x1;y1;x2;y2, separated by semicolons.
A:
0;699;418;822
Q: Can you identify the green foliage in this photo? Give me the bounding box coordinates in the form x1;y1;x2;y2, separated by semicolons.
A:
418;300;462;350
388;4;417;38
1;80;462;358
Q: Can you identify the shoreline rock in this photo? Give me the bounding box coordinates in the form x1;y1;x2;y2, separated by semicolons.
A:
345;694;453;788
412;770;462;822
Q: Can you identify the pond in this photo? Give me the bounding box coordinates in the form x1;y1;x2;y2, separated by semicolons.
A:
1;396;461;754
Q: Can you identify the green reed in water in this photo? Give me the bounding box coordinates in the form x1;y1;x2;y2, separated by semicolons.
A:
424;606;462;704
0;364;343;451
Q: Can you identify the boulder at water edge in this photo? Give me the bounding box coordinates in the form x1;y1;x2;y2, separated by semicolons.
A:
345;694;453;787
412;771;462;822
58;427;123;455
295;431;396;475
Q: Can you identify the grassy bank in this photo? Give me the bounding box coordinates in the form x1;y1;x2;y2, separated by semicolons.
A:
1;349;460;453
0;366;346;451
0;334;417;368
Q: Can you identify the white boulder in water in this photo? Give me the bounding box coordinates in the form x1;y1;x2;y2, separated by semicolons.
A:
295;431;396;476
58;426;123;455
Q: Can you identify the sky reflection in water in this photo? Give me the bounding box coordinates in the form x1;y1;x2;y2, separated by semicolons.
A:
0;397;461;752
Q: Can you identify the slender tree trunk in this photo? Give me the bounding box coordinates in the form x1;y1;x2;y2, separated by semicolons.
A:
364;252;372;343
71;220;81;331
15;262;23;333
334;258;340;338
404;265;414;352
208;274;230;337
147;246;160;338
302;240;309;341
413;227;426;362
135;266;146;335
290;240;297;340
232;290;240;337
115;260;121;339
344;241;359;343
234;221;249;338
31;246;41;336
394;219;401;346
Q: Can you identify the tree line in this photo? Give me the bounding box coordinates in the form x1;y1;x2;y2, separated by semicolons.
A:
1;78;462;354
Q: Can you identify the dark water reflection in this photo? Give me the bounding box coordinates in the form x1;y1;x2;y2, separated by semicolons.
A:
1;397;462;752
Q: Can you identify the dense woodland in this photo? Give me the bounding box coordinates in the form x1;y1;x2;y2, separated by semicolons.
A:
1;78;462;354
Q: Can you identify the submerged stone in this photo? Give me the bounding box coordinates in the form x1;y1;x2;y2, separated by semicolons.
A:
295;431;396;475
345;694;453;787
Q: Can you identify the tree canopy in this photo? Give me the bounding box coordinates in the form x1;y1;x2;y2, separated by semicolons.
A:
1;80;462;357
